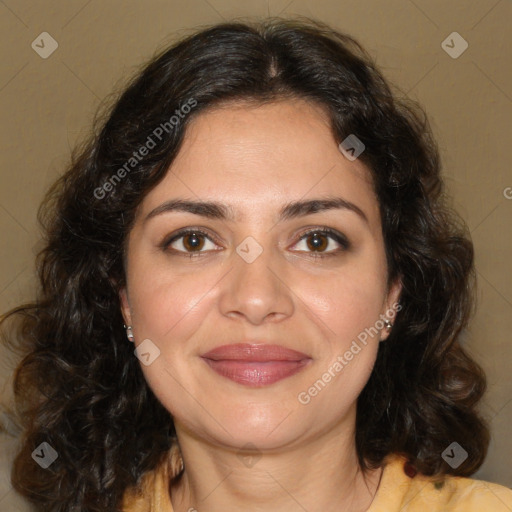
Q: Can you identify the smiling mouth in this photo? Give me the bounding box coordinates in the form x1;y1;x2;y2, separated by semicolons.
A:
201;343;312;387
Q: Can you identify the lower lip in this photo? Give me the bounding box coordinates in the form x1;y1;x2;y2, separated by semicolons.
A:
202;359;310;387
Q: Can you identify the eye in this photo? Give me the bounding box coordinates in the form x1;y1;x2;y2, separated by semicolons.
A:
162;228;221;256
291;228;350;257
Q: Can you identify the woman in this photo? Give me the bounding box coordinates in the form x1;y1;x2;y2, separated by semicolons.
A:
2;17;511;512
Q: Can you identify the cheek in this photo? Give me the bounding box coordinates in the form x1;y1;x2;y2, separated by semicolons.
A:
126;268;221;417
297;286;383;418
300;256;388;347
128;261;221;343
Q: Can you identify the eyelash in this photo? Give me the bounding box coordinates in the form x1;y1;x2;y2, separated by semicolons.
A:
160;227;350;259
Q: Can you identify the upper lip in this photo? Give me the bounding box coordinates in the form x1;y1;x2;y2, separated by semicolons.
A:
201;343;310;362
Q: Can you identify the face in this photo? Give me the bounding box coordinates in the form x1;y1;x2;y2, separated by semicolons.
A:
119;98;401;451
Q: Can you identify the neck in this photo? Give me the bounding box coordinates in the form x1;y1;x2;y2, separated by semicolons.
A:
169;417;383;512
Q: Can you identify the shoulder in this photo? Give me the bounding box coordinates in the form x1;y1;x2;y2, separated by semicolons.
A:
121;446;180;512
369;453;512;512
121;470;155;512
409;472;512;511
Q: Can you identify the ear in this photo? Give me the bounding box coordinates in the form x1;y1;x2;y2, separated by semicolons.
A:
119;287;133;326
380;277;403;342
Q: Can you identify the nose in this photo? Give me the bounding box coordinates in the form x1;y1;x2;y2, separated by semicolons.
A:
217;242;294;326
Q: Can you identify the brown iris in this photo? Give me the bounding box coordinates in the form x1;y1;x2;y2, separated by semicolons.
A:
182;232;205;251
306;232;328;252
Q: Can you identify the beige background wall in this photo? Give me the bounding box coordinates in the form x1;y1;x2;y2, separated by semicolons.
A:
0;0;511;507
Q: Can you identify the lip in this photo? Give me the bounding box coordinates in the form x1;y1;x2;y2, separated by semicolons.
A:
201;343;312;387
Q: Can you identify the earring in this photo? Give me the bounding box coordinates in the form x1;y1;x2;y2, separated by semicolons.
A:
124;324;135;342
379;319;393;342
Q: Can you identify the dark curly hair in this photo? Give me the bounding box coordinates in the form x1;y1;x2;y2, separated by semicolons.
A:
0;16;490;512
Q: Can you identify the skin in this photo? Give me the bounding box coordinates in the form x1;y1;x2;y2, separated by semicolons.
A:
119;98;402;512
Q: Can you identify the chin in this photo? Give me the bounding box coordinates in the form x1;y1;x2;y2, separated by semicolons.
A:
218;401;305;447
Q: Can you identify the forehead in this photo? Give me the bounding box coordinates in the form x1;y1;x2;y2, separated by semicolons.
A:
136;99;380;228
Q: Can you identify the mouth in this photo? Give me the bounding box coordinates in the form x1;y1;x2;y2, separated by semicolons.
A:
200;343;312;387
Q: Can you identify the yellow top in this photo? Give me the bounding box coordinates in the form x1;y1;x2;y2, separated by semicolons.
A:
121;451;512;511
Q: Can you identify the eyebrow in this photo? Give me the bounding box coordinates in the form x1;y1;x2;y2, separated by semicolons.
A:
144;196;369;225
